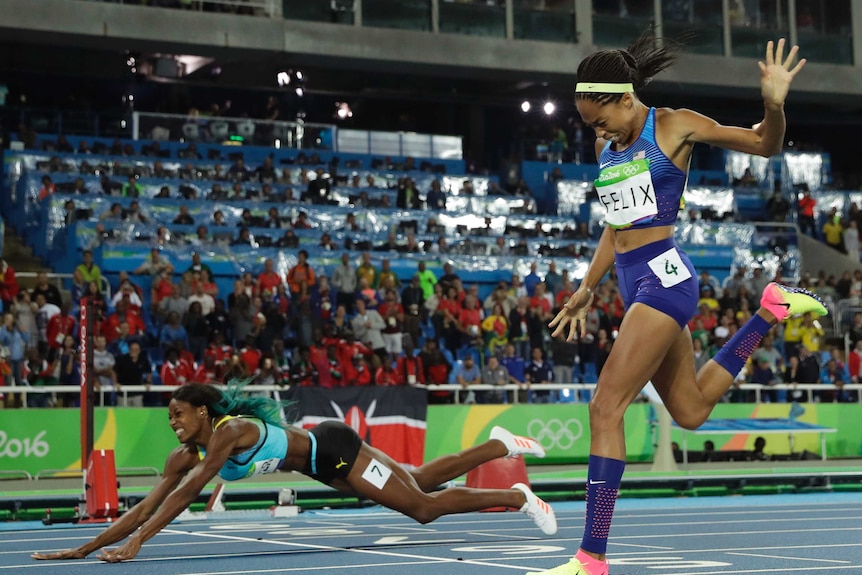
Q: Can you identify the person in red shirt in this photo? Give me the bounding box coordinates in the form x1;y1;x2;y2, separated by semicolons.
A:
0;260;20;311
38;175;56;201
289;347;317;386
337;331;372;368
315;344;346;389
797;186;817;237
345;354;373;386
456;294;483;347
238;336;262;375
193;355;220;385
159;348;194;388
105;300;146;343
204;333;233;369
257;258;283;298
173;341;197;373
374;354;401;386
46;302;77;358
151;270;174;309
395;342;425;385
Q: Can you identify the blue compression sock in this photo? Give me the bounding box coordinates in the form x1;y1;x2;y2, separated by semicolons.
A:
712;315;772;377
581;454;625;555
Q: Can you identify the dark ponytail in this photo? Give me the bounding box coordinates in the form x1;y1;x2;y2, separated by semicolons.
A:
576;29;682;105
172;379;295;428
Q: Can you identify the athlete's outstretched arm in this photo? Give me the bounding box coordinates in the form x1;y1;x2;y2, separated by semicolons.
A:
671;39;805;158
31;447;195;560
97;423;243;563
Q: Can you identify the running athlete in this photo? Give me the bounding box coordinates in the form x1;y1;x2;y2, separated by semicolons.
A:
539;35;826;575
33;381;555;563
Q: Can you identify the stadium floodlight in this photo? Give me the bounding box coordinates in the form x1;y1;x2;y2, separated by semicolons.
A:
520;101;531;113
295;87;304;97
336;102;353;119
276;71;291;87
543;101;555;116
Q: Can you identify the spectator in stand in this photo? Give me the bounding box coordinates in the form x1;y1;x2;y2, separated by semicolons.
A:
369;354;395;386
438;263;461;294
38;175;56;201
194;355;221;385
524;263;542;297
526;347;554;403
416;338;449;402
377;259;400;289
765;189;790;223
0;260;20;311
481;355;509;404
121;174;141;198
75;250;101;287
160;347;194;391
45;302;76;362
257;258;283;298
227;158;251;182
378;290;404;357
454;354;481;403
93;335;119;406
822;210;845;253
24;351;55;408
31;272;63;309
187;281;216;317
356;252;378;288
229;293;256;346
33;293;60;356
288;347;317;386
796;185;817;237
820;358;851;403
160;311;189;352
331;253;358;315
351;298;387;359
345;353;373;387
415;261;437;301
544;262;563;297
173;205;195;226
798;312;825;353
425;180;447;211
844;220;860;262
111;279;145;313
115;342;152;408
0;313;29;407
394;340;423;386
134;248;174;278
286;250;316;302
314;344;346;388
182;301;209;362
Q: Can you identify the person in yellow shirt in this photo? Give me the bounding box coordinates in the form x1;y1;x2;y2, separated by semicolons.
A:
75;249;102;286
356;252;377;289
798;312;825;353
822;212;845;253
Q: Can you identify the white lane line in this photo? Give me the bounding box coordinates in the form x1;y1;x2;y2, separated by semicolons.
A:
650;566;862;575
726;551;850;564
162;528;532;571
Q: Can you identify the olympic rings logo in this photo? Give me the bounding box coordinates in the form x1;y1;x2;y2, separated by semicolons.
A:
622;165;640;176
527;418;584;451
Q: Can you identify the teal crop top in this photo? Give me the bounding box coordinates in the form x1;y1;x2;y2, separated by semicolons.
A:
198;416;288;481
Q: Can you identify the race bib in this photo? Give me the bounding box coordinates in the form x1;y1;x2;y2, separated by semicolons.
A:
249;458;283;477
647;247;692;288
595;159;657;229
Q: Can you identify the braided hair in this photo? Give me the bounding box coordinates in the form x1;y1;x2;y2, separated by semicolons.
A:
576;30;681;105
172;379;294;428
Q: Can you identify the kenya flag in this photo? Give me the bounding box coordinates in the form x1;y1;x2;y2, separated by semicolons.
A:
284;386;427;468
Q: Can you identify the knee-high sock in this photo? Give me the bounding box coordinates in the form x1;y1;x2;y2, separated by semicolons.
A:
713;315;771;377
581;454;625;555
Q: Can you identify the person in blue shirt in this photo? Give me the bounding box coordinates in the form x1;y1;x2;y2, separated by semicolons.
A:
159;311;189;351
33;381;554;563
0;312;30;407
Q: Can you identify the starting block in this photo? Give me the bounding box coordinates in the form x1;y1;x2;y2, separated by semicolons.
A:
465;455;530;512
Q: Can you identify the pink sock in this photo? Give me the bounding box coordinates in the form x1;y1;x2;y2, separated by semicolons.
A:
575;549;608;574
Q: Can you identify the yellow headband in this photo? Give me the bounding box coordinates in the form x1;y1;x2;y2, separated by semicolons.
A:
575;82;634;93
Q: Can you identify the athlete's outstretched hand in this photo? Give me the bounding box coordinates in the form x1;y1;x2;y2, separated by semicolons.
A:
759;38;805;107
97;538;142;563
32;548;88;560
549;288;595;342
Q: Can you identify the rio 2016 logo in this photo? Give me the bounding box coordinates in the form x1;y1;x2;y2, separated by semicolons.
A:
0;430;49;458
